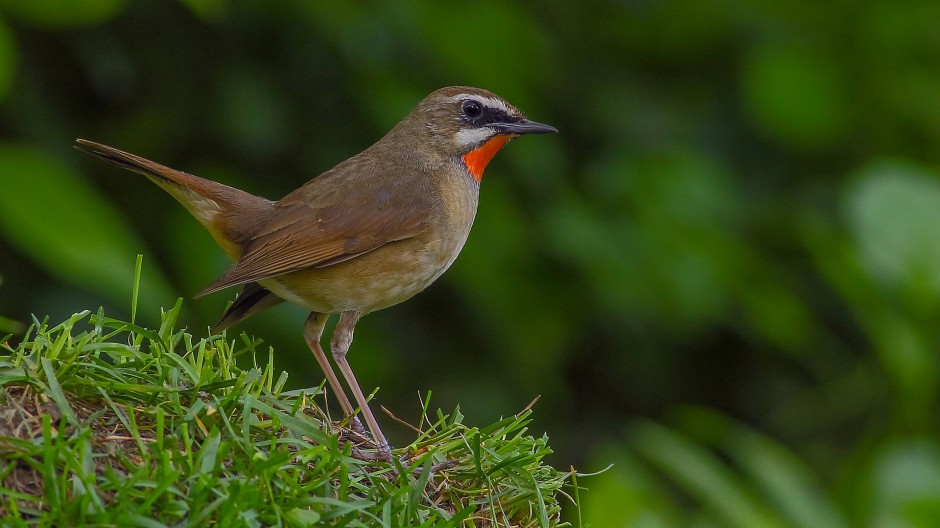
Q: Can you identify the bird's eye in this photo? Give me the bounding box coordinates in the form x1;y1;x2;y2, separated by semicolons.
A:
461;100;483;119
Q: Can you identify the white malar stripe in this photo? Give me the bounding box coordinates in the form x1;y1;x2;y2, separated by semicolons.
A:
454;127;494;149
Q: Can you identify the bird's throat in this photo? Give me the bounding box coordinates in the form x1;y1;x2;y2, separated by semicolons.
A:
462;136;510;183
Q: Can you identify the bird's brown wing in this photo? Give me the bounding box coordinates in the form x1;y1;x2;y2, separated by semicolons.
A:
195;166;433;297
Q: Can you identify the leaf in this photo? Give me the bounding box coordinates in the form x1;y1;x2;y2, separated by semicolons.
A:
845;162;940;296
285;507;321;527
0;17;16;103
866;439;940;527
0;144;175;312
731;427;849;528
631;420;784;528
0;0;124;28
742;43;852;149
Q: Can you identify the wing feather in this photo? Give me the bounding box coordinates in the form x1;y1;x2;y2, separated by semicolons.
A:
196;160;433;297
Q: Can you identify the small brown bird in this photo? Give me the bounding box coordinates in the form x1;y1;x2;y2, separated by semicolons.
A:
76;86;556;458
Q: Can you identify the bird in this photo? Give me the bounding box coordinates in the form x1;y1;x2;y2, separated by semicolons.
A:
75;86;557;459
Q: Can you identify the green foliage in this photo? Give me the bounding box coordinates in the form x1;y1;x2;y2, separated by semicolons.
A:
0;0;123;29
743;43;853;149
583;409;940;528
0;303;574;526
0;17;14;102
0;145;176;313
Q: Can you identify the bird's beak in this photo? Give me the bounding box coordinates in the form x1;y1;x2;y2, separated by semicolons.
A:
497;119;558;136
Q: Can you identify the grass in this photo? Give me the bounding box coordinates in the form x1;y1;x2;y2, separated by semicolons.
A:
0;297;578;527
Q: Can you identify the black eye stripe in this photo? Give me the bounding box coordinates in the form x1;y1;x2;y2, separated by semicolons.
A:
460;99;516;127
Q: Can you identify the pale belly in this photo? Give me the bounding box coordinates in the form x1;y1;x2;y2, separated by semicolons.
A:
259;224;472;315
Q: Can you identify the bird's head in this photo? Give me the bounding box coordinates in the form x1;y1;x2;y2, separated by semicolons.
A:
404;86;557;182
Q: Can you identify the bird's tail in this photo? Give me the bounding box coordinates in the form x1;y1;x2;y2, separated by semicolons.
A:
75;139;274;260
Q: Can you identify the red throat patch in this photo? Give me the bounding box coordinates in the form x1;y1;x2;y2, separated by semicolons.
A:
462;136;511;183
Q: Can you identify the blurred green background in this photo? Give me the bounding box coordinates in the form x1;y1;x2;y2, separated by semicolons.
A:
2;1;940;526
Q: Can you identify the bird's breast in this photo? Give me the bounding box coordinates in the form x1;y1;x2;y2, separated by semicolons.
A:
262;166;481;315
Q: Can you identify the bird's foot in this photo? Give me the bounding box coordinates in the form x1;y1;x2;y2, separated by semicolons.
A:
347;442;455;474
348;444;393;463
397;453;457;475
346;415;367;436
340;426;393;462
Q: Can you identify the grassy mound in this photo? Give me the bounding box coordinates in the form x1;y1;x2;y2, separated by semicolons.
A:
0;302;577;527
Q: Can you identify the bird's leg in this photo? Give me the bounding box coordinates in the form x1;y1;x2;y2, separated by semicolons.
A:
331;311;392;459
303;313;363;434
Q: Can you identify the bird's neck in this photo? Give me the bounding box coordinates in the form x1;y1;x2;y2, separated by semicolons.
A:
461;136;511;183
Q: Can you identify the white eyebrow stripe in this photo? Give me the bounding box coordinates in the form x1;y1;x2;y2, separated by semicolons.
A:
445;93;514;115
